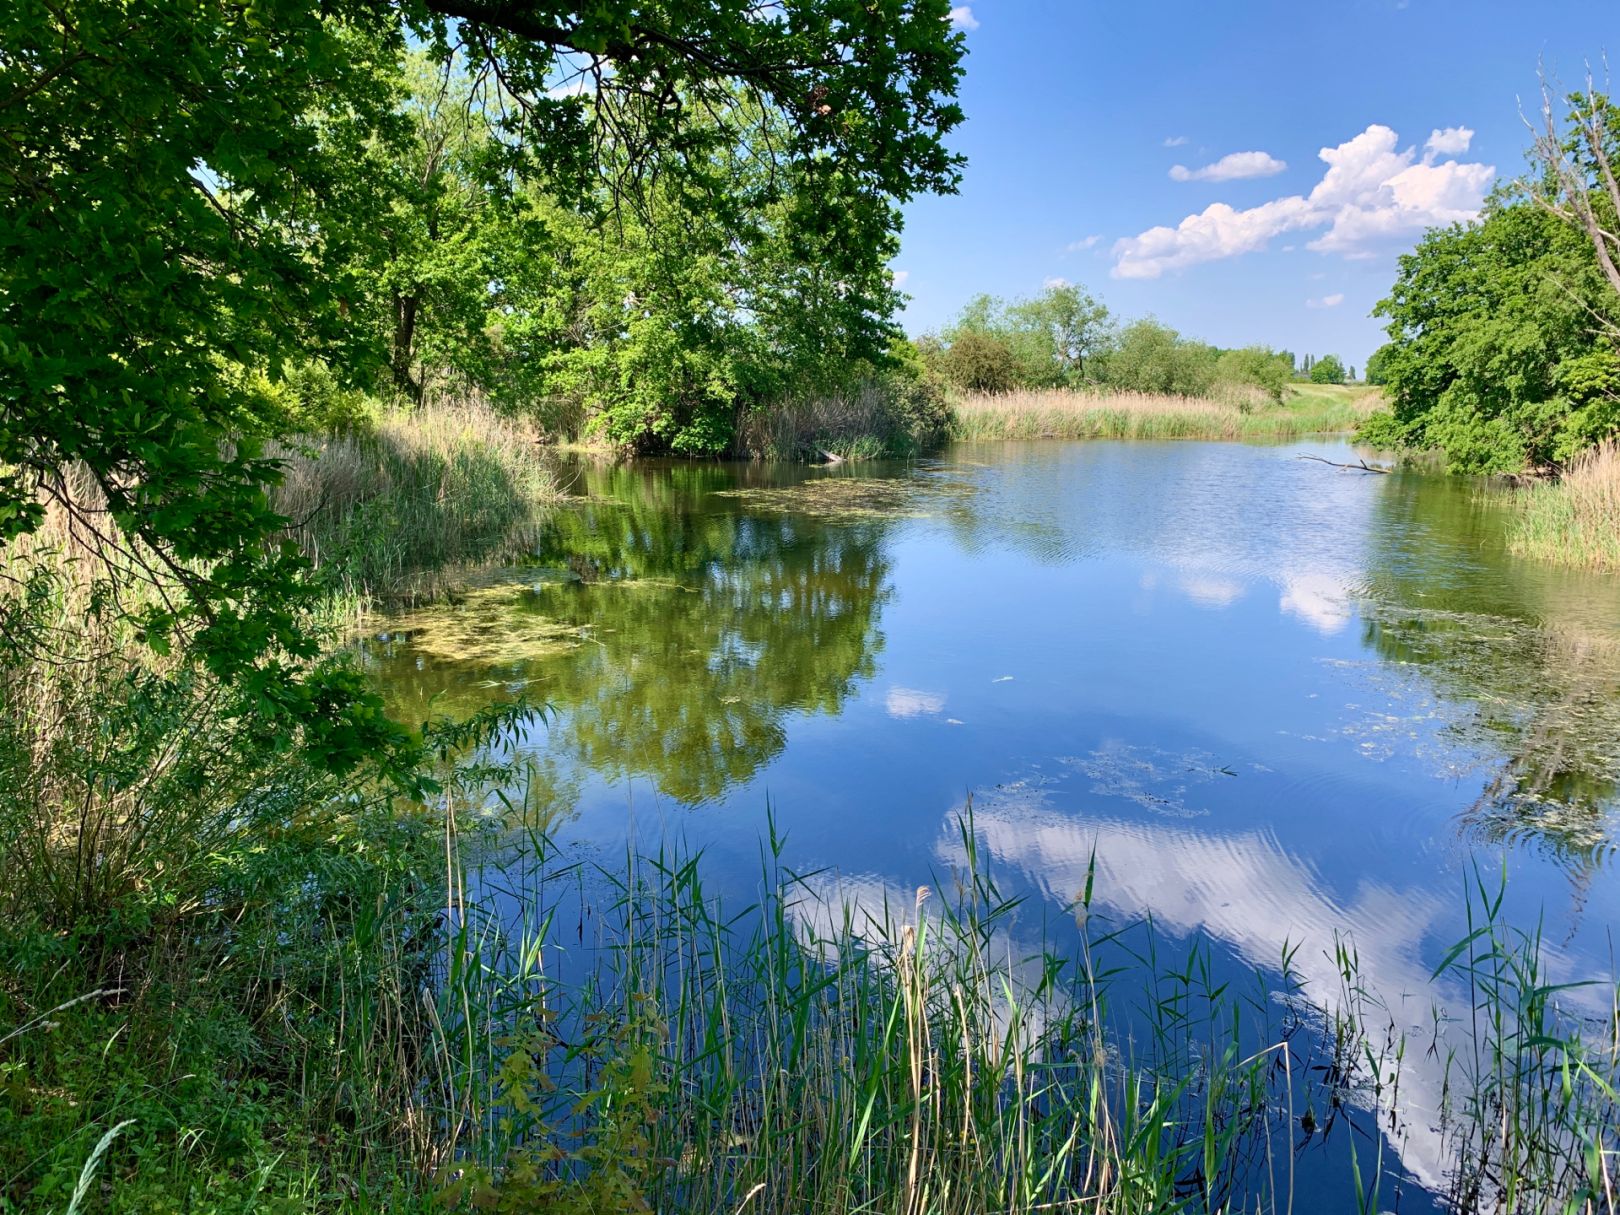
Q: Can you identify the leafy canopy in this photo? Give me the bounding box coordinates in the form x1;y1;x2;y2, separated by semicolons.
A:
0;0;966;769
1370;193;1617;472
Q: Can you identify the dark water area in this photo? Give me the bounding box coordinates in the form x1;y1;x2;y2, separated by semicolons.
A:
363;438;1620;1209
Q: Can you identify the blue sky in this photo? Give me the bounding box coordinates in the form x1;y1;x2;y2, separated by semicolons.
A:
894;0;1615;369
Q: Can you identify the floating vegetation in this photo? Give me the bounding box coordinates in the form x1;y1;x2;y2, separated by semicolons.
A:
373;583;584;666
713;470;974;520
1343;601;1620;870
1059;741;1230;819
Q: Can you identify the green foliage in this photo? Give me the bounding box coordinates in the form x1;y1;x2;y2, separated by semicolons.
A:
934;285;1112;390
942;328;1020;392
1215;346;1294;403
1;0;966;749
1309;354;1346;385
1096;319;1219;396
1373;191;1619;472
1365;344;1393;386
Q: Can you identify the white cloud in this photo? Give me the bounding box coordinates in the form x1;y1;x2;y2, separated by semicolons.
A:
1169;150;1287;183
948;5;978;29
1306;292;1345;309
1113;123;1493;278
1163;135;1189;147
889;268;910;288
1112;195;1317;279
1065;234;1101;252
547;77;594;98
1280;573;1352;635
885;687;946;719
1042;275;1071;289
1423;126;1473;158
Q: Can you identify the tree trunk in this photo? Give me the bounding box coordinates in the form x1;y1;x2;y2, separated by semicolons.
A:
391;292;422;402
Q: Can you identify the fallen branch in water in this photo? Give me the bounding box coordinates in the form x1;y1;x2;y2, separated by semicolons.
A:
1296;454;1390;474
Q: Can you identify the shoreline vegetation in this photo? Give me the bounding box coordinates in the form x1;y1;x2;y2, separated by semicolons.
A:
4;679;1618;1214
946;384;1381;444
1501;441;1620;572
272;399;564;608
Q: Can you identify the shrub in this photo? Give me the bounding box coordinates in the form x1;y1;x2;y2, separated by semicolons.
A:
942;329;1019;393
1309;354;1346;384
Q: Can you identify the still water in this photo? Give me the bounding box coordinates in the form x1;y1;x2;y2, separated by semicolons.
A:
365;438;1620;1207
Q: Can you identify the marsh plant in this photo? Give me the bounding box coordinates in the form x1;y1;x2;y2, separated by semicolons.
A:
273;397;564;604
1504;440;1620;572
948;386;1381;443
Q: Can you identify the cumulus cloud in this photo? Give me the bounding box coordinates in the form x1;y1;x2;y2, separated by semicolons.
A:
1163;135;1189;147
1065;234;1101;252
1042;275;1071;288
948;5;978;29
1113;123;1492;279
1306;292;1345;309
1169;150;1287;182
1423;126;1474;158
889;268;910;288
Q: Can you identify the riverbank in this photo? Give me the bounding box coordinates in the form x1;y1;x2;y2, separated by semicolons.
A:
6;431;1619;1213
948;383;1381;442
4;755;1615;1212
274;399;564;606
1503;441;1620;572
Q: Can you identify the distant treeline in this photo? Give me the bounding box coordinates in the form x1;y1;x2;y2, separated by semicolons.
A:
910;285;1352;402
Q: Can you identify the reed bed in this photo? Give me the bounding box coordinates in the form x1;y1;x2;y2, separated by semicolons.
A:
273;398;563;601
1506;441;1620;572
415;764;1620;1215
949;387;1380;443
737;378;953;462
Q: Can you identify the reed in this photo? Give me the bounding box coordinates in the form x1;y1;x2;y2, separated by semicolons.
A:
1505;441;1620;572
949;386;1381;443
273;398;563;601
738;378;953;462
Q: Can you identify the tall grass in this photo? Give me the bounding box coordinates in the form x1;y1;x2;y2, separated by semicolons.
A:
950;386;1381;443
421;794;1620;1214
273;398;563;602
1505;441;1620;572
737;378;953;462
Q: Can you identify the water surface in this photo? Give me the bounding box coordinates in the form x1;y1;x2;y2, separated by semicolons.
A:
364;438;1620;1207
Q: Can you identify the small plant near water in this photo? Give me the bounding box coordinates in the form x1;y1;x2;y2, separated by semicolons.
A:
1502;440;1620;572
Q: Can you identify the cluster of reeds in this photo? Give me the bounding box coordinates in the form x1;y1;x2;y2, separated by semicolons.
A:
4;670;1618;1214
1505;441;1620;571
737;377;953;462
273;398;563;602
417;779;1620;1215
949;387;1380;443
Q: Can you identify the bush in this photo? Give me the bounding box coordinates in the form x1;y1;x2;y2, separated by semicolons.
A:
1215;346;1292;403
941;329;1019;393
1309;354;1346;384
1097;319;1218;397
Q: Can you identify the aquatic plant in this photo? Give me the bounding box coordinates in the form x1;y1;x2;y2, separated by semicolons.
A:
272;398;564;603
948;386;1381;443
1504;440;1620;572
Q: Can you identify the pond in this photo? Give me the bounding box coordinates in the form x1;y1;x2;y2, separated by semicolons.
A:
363;437;1620;1209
